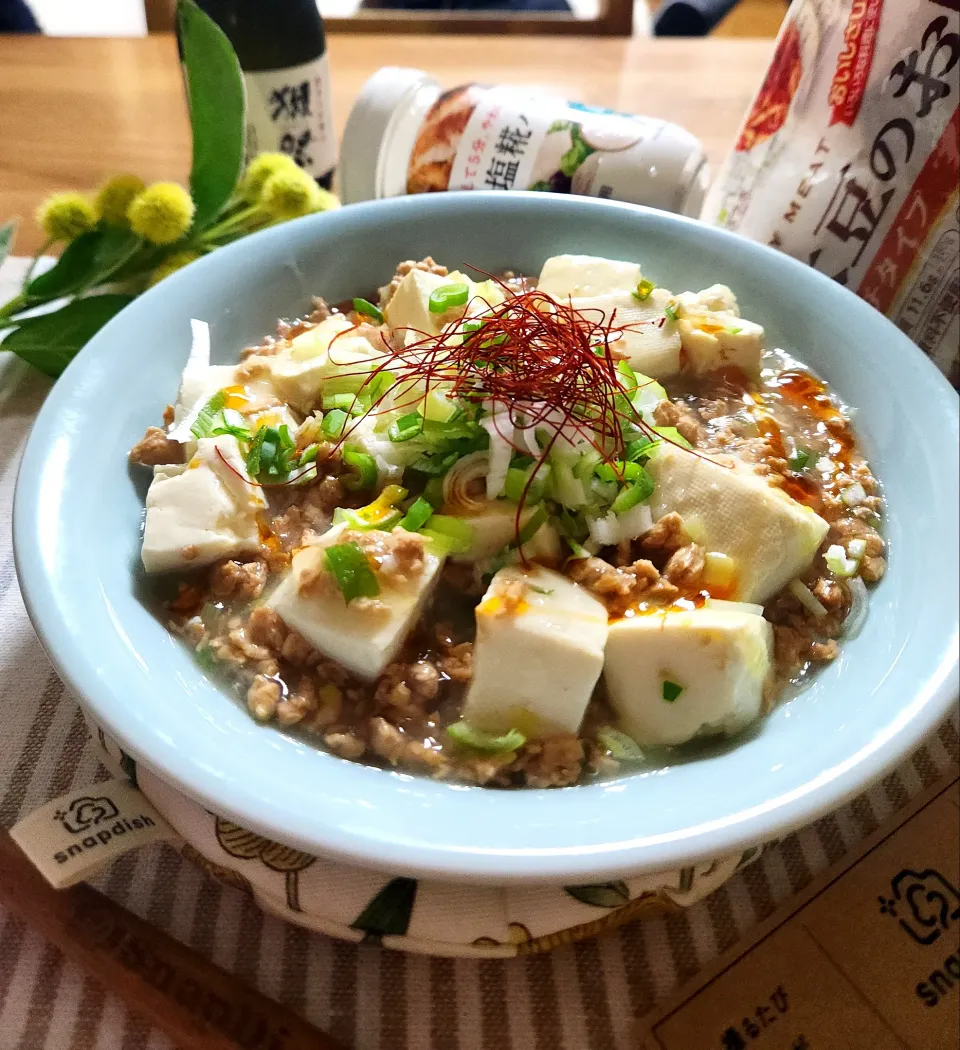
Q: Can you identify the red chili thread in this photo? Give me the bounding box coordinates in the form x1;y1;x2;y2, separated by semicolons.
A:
317;284;705;552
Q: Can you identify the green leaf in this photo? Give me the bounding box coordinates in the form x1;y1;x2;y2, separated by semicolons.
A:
88;226;144;283
1;295;134;378
0;220;16;270
563;882;631;908
177;0;246;231
350;877;418;938
26;231;100;298
27;227;142;299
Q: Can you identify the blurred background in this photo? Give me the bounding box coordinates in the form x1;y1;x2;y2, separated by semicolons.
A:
5;0;790;37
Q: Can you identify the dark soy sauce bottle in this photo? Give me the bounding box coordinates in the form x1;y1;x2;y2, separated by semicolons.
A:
192;0;336;189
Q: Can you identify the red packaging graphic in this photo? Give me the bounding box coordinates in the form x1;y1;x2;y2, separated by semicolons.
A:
704;0;960;385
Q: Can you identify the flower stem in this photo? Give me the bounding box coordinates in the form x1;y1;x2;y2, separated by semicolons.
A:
0;293;30;322
22;239;54;289
199;204;262;244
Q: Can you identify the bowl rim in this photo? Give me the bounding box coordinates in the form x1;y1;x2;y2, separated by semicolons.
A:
13;192;960;883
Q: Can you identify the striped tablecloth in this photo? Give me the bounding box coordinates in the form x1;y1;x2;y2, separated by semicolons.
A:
1;258;957;1050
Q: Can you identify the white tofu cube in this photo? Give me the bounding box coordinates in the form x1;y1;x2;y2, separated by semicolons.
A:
677;314;765;376
141;436;267;573
383;269;503;342
646;444;830;604
674;283;740;316
538;254;641;299
266;523;444;679
462;566;608;738
254;315;382;413
604;605;774;747
570;287;681;379
670;283;763;376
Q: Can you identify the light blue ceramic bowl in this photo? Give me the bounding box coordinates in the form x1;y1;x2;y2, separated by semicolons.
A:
14;193;959;883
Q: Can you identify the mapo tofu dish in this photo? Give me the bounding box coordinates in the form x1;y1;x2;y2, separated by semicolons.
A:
131;253;886;788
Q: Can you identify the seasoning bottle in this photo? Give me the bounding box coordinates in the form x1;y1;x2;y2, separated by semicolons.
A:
702;0;960;386
340;67;709;216
191;0;336;189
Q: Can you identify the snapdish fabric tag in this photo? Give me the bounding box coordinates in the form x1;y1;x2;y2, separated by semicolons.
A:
9;777;173;888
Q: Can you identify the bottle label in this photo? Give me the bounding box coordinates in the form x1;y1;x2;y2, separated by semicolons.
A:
408;85;667;203
243;54;337;178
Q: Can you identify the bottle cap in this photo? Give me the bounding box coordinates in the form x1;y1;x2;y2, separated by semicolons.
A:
339;67;439;204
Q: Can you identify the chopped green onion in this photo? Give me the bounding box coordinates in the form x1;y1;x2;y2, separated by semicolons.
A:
725;326;743;335
840;481;867;507
299;443;320;466
847;538;867;560
616;360;638;392
195;643;218;673
333;505;397;530
610;465;654;513
447;722;526;754
246;424;297;481
612;482;649;514
461;319;484;334
652;426;693;450
410;449;460;476
423;514;474;553
632;278;655;302
352;297;383;324
210;421;252;441
664;304;679;323
341;445;378;491
336;485;407;530
504;463;548;504
364;369;396;405
398;496;434;532
190;390;227;439
825;543;858;578
423;477;446;508
428;282;470;314
419;529;457;555
211;407;252;440
789;448;811;472
244;426;267;477
321;409;348;439
595;460;644;485
596;726;645;761
324;542;380;602
388;411;424;443
323;392;363;416
515;504;548;548
527;585;554;596
662;680;683;703
626;436;660;461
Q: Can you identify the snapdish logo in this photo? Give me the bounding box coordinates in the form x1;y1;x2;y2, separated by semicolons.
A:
52;794;155;865
54;795;119;834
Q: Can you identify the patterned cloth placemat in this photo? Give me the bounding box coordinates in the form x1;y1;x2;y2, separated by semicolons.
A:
1;257;957;1050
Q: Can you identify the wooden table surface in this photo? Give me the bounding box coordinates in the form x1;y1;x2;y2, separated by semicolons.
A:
0;33;772;256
